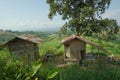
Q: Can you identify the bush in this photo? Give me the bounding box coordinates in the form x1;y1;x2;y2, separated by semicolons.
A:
51;65;120;80
35;62;56;80
1;51;120;80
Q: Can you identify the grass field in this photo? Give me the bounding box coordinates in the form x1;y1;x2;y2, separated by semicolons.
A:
0;32;120;79
39;32;120;58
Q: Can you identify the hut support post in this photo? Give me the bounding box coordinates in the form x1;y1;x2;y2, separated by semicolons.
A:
78;51;81;64
64;52;66;64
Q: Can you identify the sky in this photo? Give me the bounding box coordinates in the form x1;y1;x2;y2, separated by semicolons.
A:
0;0;119;31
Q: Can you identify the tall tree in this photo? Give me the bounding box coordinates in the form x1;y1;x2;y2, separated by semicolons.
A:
47;0;111;36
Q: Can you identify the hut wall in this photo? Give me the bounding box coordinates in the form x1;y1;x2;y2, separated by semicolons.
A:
33;44;40;60
65;39;86;60
8;38;39;63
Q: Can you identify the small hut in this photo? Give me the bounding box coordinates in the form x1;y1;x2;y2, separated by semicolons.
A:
61;35;109;64
61;35;87;64
2;34;42;64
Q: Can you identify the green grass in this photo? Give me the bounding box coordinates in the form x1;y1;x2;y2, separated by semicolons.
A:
39;37;64;56
85;34;120;57
1;51;120;80
0;31;120;80
0;32;120;79
37;33;120;58
51;64;120;80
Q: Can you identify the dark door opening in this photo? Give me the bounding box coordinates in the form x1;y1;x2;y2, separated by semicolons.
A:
80;50;85;60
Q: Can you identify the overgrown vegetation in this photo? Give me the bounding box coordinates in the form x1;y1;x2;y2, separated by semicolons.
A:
0;0;120;79
0;51;58;80
0;30;120;79
1;51;120;80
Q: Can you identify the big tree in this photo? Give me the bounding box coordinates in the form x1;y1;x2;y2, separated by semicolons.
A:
47;0;111;36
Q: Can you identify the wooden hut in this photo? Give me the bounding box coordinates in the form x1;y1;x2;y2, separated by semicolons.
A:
2;34;42;64
61;35;109;64
61;35;87;64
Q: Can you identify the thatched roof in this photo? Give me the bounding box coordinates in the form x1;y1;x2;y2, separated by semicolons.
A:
61;35;110;54
61;35;87;44
1;34;42;46
17;34;42;43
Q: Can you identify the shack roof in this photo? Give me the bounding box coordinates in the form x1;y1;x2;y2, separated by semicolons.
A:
61;35;110;54
17;34;42;44
1;34;42;46
61;35;87;44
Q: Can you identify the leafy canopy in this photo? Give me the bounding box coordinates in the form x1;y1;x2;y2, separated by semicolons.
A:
47;0;111;36
95;18;119;39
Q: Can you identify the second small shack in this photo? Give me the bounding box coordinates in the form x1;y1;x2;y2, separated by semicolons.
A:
61;35;109;64
2;34;42;64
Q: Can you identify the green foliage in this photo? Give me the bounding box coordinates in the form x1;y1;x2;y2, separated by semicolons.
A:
85;35;120;57
0;31;120;80
39;37;64;56
0;51;57;80
47;67;60;79
0;33;15;43
47;0;111;36
35;63;57;80
0;51;23;79
53;65;120;80
1;52;120;80
30;60;41;77
93;19;119;40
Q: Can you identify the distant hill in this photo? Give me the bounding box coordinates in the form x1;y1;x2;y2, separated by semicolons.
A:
0;30;52;44
0;31;15;44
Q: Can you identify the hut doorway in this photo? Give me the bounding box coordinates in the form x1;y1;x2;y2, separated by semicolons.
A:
65;46;70;58
80;50;85;60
